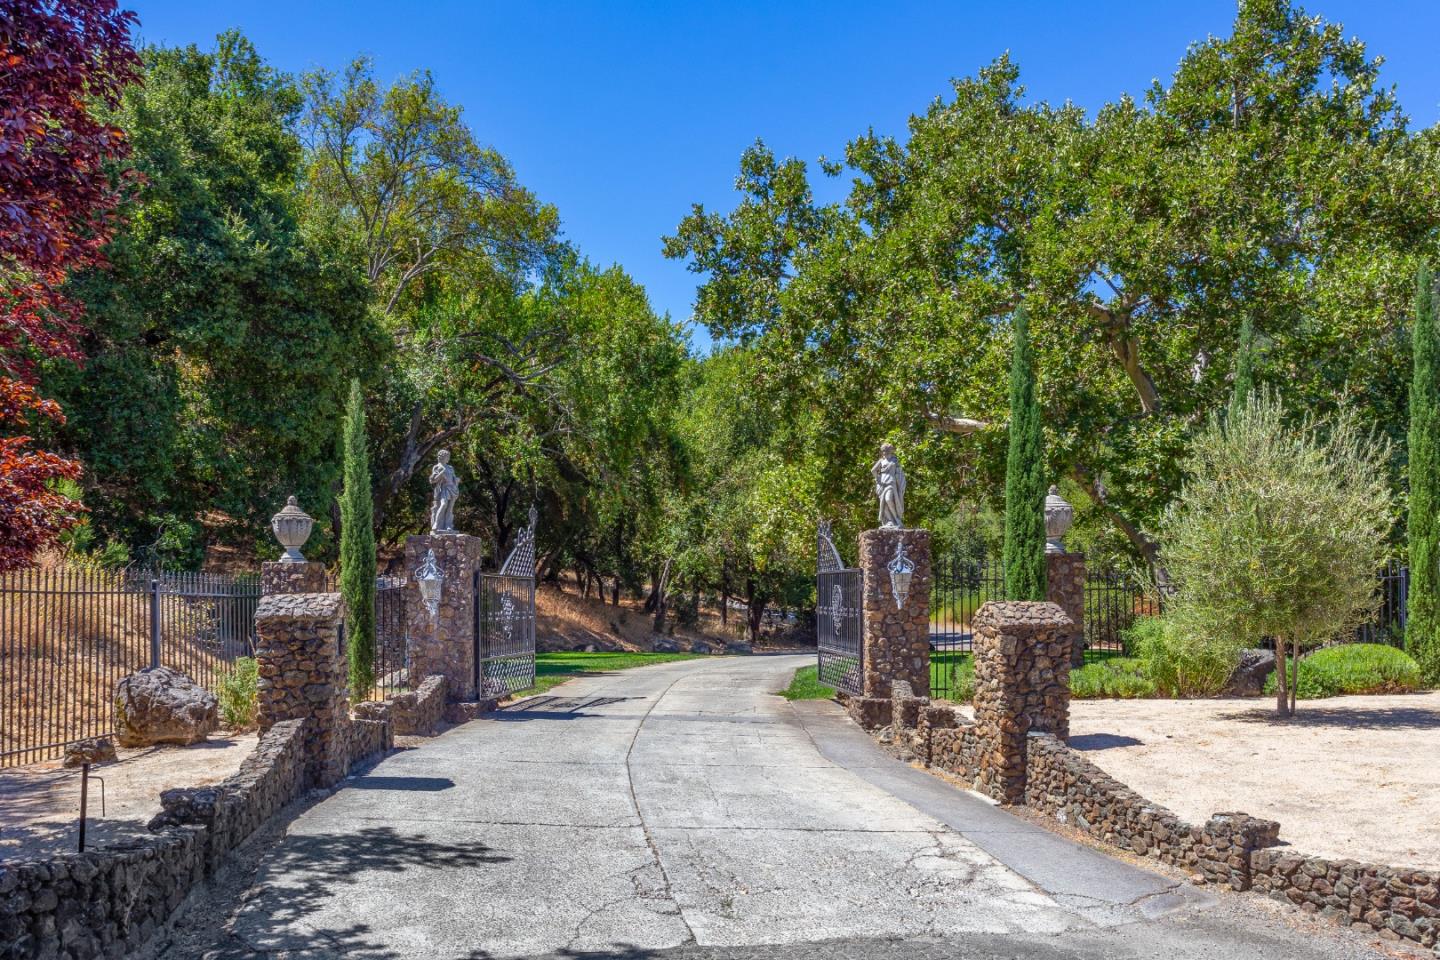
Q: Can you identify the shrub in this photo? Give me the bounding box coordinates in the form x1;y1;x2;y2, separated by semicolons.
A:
1155;390;1394;715
217;656;259;729
1126;613;1243;698
1262;644;1424;700
1070;657;1157;699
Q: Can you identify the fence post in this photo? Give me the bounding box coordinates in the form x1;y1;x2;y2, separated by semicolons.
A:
149;577;162;669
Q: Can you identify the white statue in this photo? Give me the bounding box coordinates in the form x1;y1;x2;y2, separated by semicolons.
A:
429;449;459;534
870;442;906;529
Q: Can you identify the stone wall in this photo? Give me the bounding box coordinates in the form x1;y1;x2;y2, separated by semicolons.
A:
255;592;350;788
260;560;328;595
970;601;1074;802
0;704;399;960
404;533;484;700
1044;552;1086;666
870;622;1439;953
354;674;448;736
858;528;931;699
1250;851;1438;949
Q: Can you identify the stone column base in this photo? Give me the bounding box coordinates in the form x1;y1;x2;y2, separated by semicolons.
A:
261;560;328;595
845;696;893;730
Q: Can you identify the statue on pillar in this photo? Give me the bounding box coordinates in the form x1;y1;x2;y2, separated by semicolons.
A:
429;450;459;534
870;442;906;530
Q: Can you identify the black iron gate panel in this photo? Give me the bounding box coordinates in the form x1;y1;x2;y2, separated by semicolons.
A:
475;573;536;697
817;568;863;695
815;522;863;695
930;554;1003;701
474;506;538;698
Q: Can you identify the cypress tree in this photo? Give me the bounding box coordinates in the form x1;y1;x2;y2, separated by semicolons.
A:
1003;304;1047;601
1409;265;1440;683
340;378;377;698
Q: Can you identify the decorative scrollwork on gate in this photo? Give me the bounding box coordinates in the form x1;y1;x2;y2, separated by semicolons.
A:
816;521;862;696
500;505;538;578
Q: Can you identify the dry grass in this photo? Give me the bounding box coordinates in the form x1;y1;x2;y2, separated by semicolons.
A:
0;566;255;765
537;580;747;653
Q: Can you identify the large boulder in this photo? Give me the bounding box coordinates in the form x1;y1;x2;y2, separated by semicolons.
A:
1222;648;1276;697
113;666;219;747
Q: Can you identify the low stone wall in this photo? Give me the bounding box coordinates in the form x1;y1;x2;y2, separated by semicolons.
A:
870;594;1438;952
1250;851;1439;949
354;674;448;736
885;697;1437;951
0;706;396;959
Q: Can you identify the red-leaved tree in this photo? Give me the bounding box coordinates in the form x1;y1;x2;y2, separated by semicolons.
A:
0;0;139;569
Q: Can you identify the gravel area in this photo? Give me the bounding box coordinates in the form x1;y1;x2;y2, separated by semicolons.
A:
0;733;256;860
1069;692;1440;871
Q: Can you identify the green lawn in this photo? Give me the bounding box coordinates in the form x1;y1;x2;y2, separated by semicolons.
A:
518;651;703;696
778;664;836;700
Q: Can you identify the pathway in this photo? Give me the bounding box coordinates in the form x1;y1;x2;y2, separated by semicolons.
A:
176;656;1392;959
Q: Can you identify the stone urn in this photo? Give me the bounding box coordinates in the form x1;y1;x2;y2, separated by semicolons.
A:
1044;485;1074;554
271;495;314;563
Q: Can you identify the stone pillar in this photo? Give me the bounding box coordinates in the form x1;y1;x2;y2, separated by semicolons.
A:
859;528;932;699
971;601;1074;804
254;592;350;787
261;561;328;595
404;533;484;700
1045;552;1086;667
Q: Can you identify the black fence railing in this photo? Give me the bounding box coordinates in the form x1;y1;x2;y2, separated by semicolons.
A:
1356;560;1407;646
0;567;262;767
929;555;1004;701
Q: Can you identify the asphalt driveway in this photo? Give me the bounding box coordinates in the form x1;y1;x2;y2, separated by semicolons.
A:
174;655;1395;960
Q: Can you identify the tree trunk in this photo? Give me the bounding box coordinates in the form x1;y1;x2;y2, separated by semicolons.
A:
745;578;764;644
1275;639;1290;716
652;558;673;633
1289;640;1299;716
610;577;621;606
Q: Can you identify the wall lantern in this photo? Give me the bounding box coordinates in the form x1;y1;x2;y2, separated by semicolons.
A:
270;496;314;563
415;549;444;619
887;540;914;611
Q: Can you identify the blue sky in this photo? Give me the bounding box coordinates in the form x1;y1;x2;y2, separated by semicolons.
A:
130;1;1440;350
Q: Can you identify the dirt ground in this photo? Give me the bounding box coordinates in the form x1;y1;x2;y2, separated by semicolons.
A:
1069;691;1440;871
0;732;256;861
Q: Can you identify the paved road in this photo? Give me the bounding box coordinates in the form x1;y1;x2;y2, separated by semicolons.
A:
192;656;1390;959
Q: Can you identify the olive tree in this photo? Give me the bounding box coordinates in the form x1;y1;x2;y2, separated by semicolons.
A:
1157;390;1393;715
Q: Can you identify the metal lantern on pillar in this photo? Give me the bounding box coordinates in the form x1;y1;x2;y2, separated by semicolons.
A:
415;549;444;619
887;540;915;610
270;496;314;563
1044;485;1074;554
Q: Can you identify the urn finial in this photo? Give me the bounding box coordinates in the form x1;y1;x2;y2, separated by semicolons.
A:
1044;485;1074;554
271;495;314;563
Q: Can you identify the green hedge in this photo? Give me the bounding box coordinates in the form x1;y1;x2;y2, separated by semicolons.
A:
1070;657;1157;699
1264;643;1424;699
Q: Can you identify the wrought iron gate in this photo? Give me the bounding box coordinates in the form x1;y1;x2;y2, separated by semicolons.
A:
815;522;862;695
475;507;538;697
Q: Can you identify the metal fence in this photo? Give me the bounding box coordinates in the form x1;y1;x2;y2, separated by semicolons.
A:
0;567;261;767
1356;560;1407;646
929;554;1004;700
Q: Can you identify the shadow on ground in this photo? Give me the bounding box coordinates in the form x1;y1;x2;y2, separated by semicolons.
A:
1069;733;1144;750
225;824;513;958
1217;704;1440;730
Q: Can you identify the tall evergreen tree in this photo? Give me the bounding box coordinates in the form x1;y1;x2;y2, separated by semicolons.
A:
340;379;376;697
1003;305;1046;600
1408;265;1440;683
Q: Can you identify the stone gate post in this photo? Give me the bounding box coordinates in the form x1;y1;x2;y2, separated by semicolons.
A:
404;533;484;700
254;592;350;788
858;527;932;699
970;601;1074;804
1045;553;1086;667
